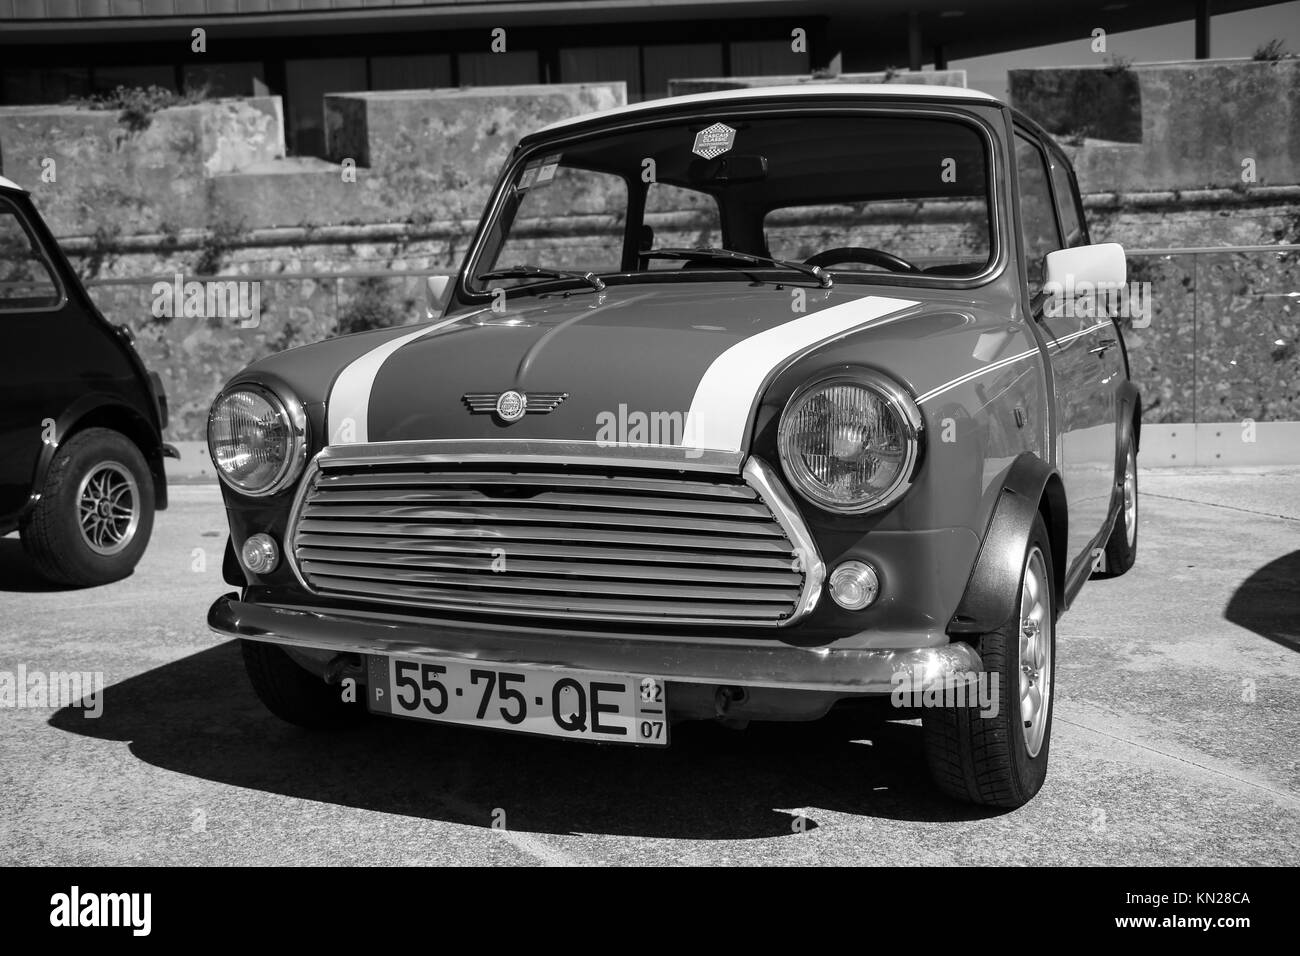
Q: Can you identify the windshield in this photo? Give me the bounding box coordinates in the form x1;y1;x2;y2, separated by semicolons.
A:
468;110;996;293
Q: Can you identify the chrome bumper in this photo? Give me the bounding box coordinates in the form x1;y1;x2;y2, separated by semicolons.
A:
209;593;983;694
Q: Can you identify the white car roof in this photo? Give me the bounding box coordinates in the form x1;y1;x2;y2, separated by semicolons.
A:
532;83;1001;137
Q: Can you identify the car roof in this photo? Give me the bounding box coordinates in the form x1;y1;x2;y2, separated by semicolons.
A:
0;175;24;192
529;83;1003;138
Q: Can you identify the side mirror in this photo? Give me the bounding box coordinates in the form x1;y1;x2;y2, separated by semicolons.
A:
425;275;452;319
1043;242;1126;292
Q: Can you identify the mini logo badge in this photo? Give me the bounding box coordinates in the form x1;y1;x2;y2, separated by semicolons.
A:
495;390;527;422
692;122;736;159
463;390;568;421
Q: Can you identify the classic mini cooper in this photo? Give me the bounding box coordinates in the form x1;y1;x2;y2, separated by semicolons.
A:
208;85;1140;808
1;175;175;586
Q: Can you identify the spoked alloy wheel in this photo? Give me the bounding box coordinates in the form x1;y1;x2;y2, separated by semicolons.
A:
1018;547;1053;759
76;462;142;556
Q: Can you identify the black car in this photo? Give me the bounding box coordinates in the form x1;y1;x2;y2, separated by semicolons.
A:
0;175;174;586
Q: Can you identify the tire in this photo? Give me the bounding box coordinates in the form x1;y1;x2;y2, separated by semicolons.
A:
19;427;155;587
241;640;364;730
1094;439;1138;578
922;513;1056;808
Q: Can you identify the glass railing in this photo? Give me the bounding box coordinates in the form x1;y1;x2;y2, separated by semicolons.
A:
1123;245;1300;425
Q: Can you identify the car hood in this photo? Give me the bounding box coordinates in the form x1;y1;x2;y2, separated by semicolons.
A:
254;283;924;453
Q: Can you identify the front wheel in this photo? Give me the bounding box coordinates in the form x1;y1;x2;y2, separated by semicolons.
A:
922;513;1057;808
20;427;155;587
241;640;365;730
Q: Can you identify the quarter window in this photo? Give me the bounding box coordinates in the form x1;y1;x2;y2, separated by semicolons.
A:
0;200;62;311
1014;133;1063;296
1049;158;1086;247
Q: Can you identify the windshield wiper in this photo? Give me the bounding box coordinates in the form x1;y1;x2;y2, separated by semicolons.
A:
644;247;832;288
477;265;606;292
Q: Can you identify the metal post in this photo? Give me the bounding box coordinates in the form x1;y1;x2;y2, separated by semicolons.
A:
908;12;923;72
1195;0;1211;59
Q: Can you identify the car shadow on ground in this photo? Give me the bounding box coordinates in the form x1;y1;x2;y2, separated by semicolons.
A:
0;536;70;592
49;641;1004;838
1224;549;1300;652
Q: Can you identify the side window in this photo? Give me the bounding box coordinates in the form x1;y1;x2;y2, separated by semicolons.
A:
1049;157;1086;247
1014;134;1063;297
0;200;62;311
642;182;721;266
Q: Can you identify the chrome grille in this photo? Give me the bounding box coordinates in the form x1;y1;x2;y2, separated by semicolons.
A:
287;460;810;626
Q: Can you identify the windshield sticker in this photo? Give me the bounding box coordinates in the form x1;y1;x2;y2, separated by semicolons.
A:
536;154;562;184
692;123;736;159
517;163;541;191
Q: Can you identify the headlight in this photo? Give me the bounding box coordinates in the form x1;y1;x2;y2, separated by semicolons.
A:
207;384;307;496
777;371;922;514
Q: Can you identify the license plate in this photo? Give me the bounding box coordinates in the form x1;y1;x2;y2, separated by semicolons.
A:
365;655;669;746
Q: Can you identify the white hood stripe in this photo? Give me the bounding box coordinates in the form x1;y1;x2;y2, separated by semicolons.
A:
682;295;918;453
327;319;457;445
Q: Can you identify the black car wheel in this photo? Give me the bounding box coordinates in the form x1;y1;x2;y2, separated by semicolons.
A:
20;427;154;587
1093;440;1138;578
241;640;365;730
922;513;1057;808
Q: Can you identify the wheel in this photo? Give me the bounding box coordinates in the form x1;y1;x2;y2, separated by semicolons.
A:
19;427;154;587
922;513;1056;808
241;640;364;730
1093;439;1138;578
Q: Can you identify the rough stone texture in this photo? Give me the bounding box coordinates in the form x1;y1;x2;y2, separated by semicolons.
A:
0;97;284;238
322;85;626;226
669;69;967;97
1012;59;1300;193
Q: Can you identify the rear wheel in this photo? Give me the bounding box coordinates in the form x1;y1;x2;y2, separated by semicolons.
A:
1094;439;1138;578
20;427;154;587
241;640;364;730
922;514;1056;808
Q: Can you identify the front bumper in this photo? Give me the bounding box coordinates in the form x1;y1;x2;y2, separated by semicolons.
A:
208;593;982;694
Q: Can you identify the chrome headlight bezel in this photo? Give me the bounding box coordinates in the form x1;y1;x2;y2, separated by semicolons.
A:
776;369;924;515
206;382;308;497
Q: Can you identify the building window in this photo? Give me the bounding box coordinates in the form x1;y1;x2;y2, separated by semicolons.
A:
729;39;809;77
285;57;367;157
559;46;641;101
642;43;723;100
92;65;176;94
184;62;265;98
1;67;91;105
370;55;453;91
457;51;540;86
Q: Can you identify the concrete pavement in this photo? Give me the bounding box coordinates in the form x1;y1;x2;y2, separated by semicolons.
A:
1;469;1297;865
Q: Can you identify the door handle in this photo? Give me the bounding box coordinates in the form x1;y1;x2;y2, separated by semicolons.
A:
1089;337;1117;355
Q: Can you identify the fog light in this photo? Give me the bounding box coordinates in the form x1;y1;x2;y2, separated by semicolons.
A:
829;560;880;610
241;533;280;574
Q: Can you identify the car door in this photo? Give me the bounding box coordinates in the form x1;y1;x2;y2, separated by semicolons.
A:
1046;146;1126;556
1014;131;1113;572
0;193;68;522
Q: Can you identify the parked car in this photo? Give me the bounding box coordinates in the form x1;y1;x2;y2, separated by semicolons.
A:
207;85;1140;808
0;175;174;586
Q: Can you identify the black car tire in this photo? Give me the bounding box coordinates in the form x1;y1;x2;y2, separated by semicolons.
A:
922;513;1056;808
20;427;154;587
1094;440;1138;578
241;640;365;730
